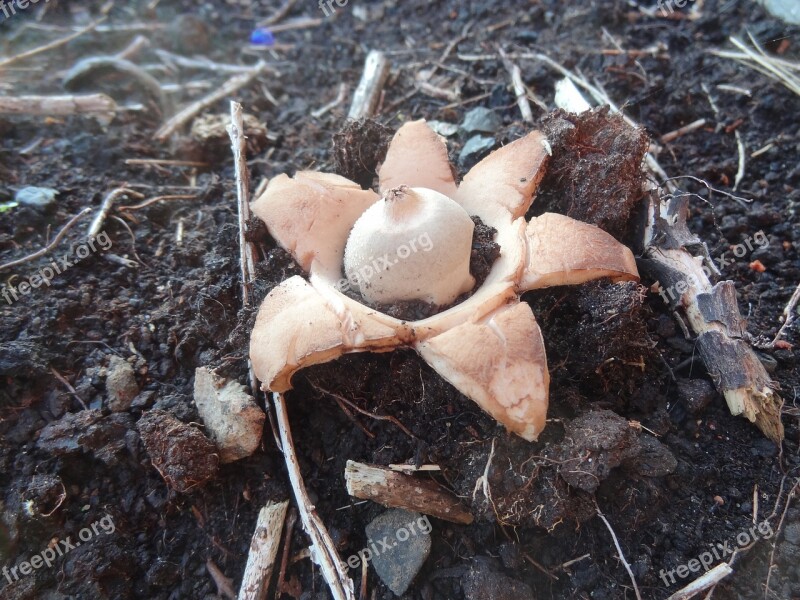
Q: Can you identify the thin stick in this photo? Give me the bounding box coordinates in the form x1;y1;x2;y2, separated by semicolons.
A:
274;509;297;600
50;367;88;410
227;103;258;311
154;50;272;75
87;188;144;240
772;281;800;346
594;504;642;600
125;159;209;168
0;208;92;272
498;48;535;122
312;83;348;118
261;0;300;26
155;62;268;140
309;382;415;438
660;118;707;143
345;461;473;524
0;94;118;116
227;101;281;452
119;194;198;211
0;17;106;69
348;50;390;120
272;392;356;600
665;563;733;600
238;500;290;600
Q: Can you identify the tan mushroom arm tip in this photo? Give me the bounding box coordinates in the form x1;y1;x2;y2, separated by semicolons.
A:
250;276;402;393
416;302;549;442
378;119;458;197
250;276;349;392
455;129;551;222
520;213;640;291
251;171;378;276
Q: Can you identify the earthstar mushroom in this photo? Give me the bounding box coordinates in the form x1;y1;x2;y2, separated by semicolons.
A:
250;119;639;441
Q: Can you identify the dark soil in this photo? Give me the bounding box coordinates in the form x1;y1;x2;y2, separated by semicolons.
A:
1;1;799;600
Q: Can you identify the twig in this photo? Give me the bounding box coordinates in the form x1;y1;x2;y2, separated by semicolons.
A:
665;563;733;600
0;94;118;117
711;35;800;98
227;103;258;312
155;62;268;140
309;382;416;438
228;101;280;452
63;56;169;114
118;194;198;211
498;47;536;121
272;392;356;600
116;35;150;60
154;50;272;75
348;50;390;120
771;281;800;347
660;119;707;143
88;188;143;240
238;500;290;600
312;83;347;118
345;461;474;524
764;478;799;598
274;509;297;600
50;367;87;410
125;159;210;168
260;0;299;26
206;559;237;600
267;17;323;34
0;208;92;272
0;17;106;69
594;504;642;600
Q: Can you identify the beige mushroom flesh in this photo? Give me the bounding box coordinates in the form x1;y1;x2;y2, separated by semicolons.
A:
250;119;640;441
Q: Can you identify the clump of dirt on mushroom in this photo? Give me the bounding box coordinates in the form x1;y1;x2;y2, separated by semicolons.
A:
533;107;649;239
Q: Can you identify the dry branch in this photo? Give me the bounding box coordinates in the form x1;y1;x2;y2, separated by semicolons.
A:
345;461;474;525
0;208;92;272
348;50;390;120
155;62;268;140
237;500;290;600
273;393;355;600
0;18;106;69
498;48;535;122
640;192;784;442
665;563;733;600
0;94;118;117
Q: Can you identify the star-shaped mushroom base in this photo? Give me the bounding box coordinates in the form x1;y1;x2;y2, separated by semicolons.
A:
250;120;639;441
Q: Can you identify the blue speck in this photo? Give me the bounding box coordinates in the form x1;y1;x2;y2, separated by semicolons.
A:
250;28;275;46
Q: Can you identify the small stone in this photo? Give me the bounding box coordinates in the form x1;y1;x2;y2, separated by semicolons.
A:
14;187;58;208
427;120;459;137
106;356;139;412
364;509;432;596
461;107;502;134
193;367;265;463
677;378;716;414
462;560;534;600
459;135;496;166
761;0;800;24
783;523;800;545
